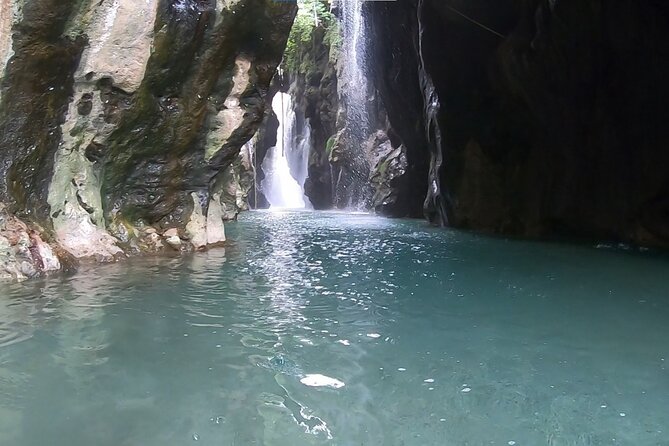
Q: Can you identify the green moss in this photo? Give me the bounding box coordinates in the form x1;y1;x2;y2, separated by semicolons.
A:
325;135;336;155
283;0;336;72
64;0;97;37
378;158;390;176
324;20;341;63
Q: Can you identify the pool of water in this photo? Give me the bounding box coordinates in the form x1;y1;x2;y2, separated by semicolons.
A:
0;211;668;445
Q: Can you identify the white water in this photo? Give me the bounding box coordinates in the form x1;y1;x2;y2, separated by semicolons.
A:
341;0;368;133
261;93;310;209
286;118;312;194
335;0;374;209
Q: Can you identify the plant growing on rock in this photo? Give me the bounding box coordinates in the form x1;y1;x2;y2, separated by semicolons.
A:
283;0;338;72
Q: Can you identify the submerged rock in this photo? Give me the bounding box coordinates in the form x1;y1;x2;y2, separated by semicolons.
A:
260;355;304;377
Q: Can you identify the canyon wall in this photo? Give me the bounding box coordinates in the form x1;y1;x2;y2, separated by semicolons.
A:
3;0;668;281
273;2;414;215
369;0;669;246
0;0;296;280
286;26;338;210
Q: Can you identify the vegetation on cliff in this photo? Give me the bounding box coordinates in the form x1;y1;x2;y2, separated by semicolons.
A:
283;0;339;73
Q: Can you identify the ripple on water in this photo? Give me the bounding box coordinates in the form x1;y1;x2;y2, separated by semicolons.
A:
0;210;667;446
0;330;32;349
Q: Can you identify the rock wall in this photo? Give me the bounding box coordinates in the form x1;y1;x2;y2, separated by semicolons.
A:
248;100;279;210
270;4;414;215
0;0;296;279
369;0;669;246
287;26;338;210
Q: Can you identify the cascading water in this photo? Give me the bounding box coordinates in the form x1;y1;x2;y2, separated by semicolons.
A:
334;0;373;209
340;0;368;135
286;118;312;196
261;92;311;209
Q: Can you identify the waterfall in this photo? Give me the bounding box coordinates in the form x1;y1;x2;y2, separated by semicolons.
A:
261;92;311;209
336;0;373;210
341;0;368;135
286;118;312;197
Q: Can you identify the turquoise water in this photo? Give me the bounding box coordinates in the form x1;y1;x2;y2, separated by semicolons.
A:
0;211;668;445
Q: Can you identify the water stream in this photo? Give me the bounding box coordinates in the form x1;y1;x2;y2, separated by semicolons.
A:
340;0;368;136
335;0;373;209
261;93;310;209
0;211;667;445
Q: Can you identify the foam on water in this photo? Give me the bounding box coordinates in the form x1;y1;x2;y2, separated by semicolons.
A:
299;374;345;389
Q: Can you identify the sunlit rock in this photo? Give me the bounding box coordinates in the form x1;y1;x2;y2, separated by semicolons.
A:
70;0;158;93
205;56;252;162
206;194;227;246
0;0;21;101
186;193;209;250
163;228;182;250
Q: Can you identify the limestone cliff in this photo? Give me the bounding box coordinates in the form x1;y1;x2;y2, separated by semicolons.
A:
0;0;296;280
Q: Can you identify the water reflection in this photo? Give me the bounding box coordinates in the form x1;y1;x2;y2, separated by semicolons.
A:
0;211;667;445
263;213;312;332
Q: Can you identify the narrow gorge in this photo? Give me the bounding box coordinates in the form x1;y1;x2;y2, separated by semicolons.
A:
0;1;668;445
2;0;667;280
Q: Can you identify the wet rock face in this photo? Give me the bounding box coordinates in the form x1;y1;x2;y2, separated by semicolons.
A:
369;0;669;246
0;0;88;222
367;130;409;215
286;26;338;210
100;0;296;230
282;19;412;215
356;2;428;219
0;0;296;273
249;105;278;210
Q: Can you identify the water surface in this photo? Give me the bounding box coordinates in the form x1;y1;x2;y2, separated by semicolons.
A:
0;211;668;445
